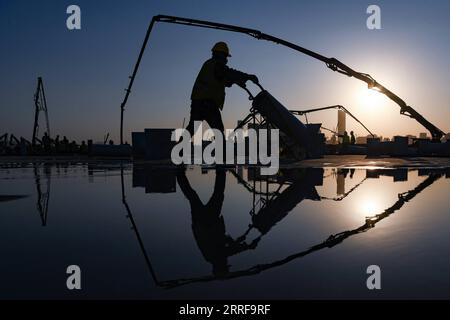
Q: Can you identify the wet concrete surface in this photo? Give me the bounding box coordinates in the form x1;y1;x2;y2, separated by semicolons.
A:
1;155;450;168
1;162;450;299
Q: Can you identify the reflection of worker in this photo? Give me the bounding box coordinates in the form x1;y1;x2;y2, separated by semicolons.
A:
350;131;356;145
186;42;259;135
177;169;254;276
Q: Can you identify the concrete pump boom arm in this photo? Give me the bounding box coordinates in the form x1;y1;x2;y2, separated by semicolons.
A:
119;14;445;143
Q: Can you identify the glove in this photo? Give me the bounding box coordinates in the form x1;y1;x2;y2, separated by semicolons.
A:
247;74;259;84
236;80;247;88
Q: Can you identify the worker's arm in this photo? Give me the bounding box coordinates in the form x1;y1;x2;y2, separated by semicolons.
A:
215;63;258;87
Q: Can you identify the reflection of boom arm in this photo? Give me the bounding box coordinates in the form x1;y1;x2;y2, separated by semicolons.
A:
321;176;368;201
119;167;442;289
120;165;160;286
120;15;445;143
158;172;442;288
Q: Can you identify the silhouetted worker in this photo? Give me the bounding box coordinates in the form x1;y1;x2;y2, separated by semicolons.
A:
80;140;87;154
350;168;355;179
177;169;253;276
42;132;51;153
70;140;78;153
350;131;356;145
186;42;259;136
340;168;350;179
61;136;69;153
54;135;60;153
342;131;350;145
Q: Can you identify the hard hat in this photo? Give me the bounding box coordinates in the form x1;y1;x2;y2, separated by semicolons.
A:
212;41;231;57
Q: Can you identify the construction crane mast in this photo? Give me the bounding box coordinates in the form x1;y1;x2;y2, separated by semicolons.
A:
119;15;445;143
32;77;51;146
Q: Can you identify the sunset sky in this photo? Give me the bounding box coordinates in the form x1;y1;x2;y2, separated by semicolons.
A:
1;0;449;143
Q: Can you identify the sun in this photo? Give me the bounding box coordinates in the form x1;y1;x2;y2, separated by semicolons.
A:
357;87;386;109
351;194;384;222
360;200;381;217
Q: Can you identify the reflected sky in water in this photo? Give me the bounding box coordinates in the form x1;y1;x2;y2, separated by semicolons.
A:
0;163;450;299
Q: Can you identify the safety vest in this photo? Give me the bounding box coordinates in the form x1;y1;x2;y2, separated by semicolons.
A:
191;58;226;109
343;135;350;145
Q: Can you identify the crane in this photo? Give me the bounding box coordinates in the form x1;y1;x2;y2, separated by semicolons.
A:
289;105;375;138
32;77;51;146
119;15;445;144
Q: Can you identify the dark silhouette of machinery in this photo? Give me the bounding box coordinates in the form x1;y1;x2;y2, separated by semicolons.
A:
0;134;31;155
118;15;445;146
290;105;375;138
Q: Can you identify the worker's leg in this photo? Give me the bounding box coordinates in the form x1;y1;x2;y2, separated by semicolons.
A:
204;106;226;163
206;170;226;215
204;106;225;133
186;100;206;137
176;171;203;209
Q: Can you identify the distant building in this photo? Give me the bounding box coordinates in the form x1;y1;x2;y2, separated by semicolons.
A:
337;110;346;136
327;134;338;145
419;132;428;139
356;136;367;144
406;134;417;144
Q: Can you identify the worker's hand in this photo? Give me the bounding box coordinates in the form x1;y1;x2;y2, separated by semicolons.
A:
247;74;259;84
236;80;247;88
